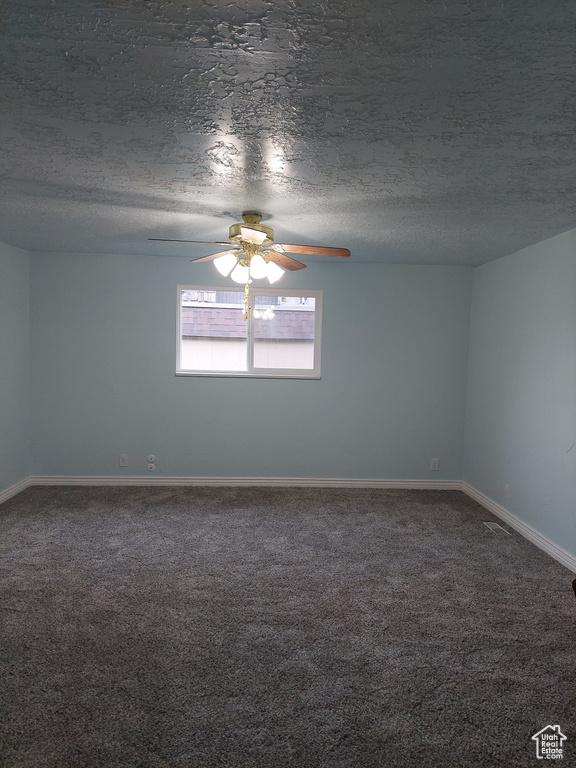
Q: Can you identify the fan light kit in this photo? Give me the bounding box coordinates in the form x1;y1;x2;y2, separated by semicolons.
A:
150;211;350;318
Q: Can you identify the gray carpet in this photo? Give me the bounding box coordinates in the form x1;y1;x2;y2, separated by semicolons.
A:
0;486;574;767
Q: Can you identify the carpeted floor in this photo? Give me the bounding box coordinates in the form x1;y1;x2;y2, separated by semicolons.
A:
0;486;574;767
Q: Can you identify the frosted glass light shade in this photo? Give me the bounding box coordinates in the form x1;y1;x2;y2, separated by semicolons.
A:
231;262;250;283
214;252;238;277
266;261;284;284
240;227;267;244
249;254;267;279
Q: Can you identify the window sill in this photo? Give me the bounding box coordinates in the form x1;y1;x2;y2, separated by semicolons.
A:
175;371;321;380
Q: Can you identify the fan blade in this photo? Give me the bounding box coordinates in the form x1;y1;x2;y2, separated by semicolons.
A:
149;238;233;245
264;251;307;271
277;243;350;258
189;249;239;263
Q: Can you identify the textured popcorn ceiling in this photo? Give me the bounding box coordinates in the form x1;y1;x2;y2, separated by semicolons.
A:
1;0;575;265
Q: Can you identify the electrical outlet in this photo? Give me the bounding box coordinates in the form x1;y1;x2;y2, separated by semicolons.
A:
430;458;439;471
504;484;510;500
119;454;128;467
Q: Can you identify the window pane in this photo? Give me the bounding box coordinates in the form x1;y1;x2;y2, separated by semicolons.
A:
253;295;316;370
180;290;247;371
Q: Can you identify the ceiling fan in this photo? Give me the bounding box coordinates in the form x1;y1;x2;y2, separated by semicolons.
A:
149;211;350;286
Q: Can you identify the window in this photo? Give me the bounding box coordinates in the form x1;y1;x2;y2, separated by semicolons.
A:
177;286;322;378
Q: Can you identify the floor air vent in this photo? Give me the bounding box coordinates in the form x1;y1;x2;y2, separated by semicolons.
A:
483;521;511;535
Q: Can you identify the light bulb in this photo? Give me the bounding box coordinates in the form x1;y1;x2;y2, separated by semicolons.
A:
266;260;284;284
231;262;250;283
249;254;267;279
214;252;238;277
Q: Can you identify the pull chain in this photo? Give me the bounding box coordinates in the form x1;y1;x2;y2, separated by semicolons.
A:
243;280;250;321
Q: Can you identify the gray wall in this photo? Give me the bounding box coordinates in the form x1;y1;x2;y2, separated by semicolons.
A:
29;253;473;480
0;242;30;493
463;229;576;555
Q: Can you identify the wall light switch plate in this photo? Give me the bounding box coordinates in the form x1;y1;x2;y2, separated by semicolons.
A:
430;458;439;471
119;454;128;467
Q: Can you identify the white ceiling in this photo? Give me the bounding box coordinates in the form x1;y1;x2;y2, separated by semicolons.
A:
1;0;575;265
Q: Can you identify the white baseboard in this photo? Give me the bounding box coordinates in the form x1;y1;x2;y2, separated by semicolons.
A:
0;476;32;504
462;482;576;574
26;475;463;490
3;475;574;574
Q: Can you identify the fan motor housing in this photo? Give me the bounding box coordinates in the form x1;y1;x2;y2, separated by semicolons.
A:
229;211;274;245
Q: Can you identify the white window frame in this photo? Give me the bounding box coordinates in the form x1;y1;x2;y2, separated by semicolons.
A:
176;285;322;379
